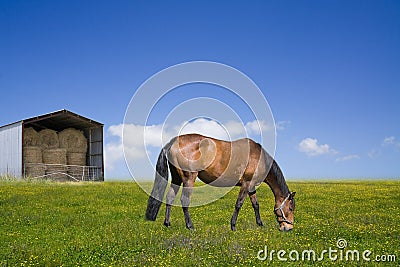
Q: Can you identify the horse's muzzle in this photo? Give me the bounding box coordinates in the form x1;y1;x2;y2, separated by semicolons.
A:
279;222;293;232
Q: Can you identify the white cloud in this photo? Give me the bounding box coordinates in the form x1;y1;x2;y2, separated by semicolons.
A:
366;136;400;161
382;136;400;149
298;138;338;157
224;120;247;137
105;118;281;172
175;118;267;140
368;149;379;158
382;136;396;146
245;120;270;134
336;154;360;162
177;118;230;140
104;142;123;171
104;123;173;173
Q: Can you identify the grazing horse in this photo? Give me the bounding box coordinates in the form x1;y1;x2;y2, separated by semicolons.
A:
145;134;296;232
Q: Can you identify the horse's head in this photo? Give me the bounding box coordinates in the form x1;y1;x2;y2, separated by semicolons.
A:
274;191;296;232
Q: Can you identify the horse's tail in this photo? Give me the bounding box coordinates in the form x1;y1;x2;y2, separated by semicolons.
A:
145;144;170;221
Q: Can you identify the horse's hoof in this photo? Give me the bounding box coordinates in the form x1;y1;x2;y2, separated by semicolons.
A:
257;221;264;227
231;225;236;231
186;222;194;230
164;222;171;227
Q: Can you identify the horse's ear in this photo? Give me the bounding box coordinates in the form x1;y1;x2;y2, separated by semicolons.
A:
290;192;296;199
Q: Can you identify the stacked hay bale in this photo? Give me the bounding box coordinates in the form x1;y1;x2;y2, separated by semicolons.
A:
24;146;42;163
23;128;45;177
23;127;88;181
24;147;45;177
39;129;67;181
59;128;87;180
24;127;40;147
39;129;59;149
59;128;88;154
42;148;68;181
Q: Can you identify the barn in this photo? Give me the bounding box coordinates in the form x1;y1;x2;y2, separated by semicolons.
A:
0;109;104;181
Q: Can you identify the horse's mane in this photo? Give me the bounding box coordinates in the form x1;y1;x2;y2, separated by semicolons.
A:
269;159;289;196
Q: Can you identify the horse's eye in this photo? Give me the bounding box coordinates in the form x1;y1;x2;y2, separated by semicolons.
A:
289;207;293;212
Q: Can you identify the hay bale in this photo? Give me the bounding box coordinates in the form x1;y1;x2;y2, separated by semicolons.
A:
67;165;84;181
45;164;68;181
43;148;67;165
39;129;59;150
25;164;46;177
66;152;86;181
67;152;86;166
23;146;42;163
24;128;40;146
59;128;87;153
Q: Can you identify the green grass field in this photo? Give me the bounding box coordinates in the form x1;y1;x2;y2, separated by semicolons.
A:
0;179;398;266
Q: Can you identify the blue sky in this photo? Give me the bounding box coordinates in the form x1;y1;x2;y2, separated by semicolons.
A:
1;1;399;179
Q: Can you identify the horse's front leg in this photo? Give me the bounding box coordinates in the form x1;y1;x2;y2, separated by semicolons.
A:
181;172;197;230
249;190;263;227
231;182;249;231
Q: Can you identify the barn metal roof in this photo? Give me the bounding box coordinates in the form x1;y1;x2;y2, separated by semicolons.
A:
22;109;103;131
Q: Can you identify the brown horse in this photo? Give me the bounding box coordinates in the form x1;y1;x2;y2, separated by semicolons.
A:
145;134;296;232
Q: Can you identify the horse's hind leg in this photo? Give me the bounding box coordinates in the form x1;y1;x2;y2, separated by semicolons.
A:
164;183;181;227
181;171;197;230
164;165;182;227
230;182;249;231
249;190;263;227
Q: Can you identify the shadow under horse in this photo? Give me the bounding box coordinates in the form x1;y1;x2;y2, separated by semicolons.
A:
146;134;296;232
